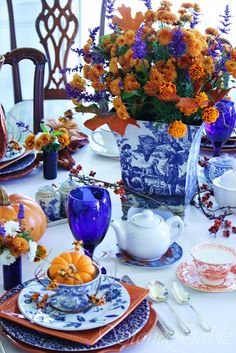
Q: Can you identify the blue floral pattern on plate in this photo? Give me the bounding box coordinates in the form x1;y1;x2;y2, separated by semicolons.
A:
0;280;150;352
17;275;130;331
0;152;35;175
0;144;25;163
116;242;183;269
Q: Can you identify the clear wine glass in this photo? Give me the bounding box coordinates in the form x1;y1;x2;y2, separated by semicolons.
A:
205;100;236;157
68;186;111;258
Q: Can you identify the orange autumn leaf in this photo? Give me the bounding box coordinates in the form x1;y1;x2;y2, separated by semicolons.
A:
112;4;144;31
84;113;139;135
176;98;198;109
210;88;233;104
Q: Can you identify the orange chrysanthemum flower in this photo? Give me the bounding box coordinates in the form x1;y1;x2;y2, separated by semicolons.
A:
158;28;173;45
124;74;140;93
113;97;130;120
181;2;194;9
92;82;106;91
225;59;236;78
37;133;53;147
25;134;35;150
195;92;209;108
109;57;119;75
57;133;70;149
110;78;123;96
177;54;191;69
201;107;219;123
189;63;205;80
144;80;159;96
180;106;198;116
116;35;126;47
205;27;219;37
168;121;187;138
10;237;29;256
70;73;86;91
124;30;135;46
159;81;176;98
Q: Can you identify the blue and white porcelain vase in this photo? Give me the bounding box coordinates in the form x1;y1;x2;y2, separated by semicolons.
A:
114;121;204;218
35;185;61;222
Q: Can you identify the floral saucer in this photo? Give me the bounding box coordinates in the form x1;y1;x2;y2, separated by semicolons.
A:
116;242;183;269
176;260;236;293
18;276;130;331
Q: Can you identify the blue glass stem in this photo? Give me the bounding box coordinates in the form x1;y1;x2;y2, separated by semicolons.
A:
3;256;22;291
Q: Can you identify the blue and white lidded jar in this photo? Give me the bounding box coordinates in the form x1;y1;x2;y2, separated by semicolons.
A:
35;185;61;222
58;179;78;218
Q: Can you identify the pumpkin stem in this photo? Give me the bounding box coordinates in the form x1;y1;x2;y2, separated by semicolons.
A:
0;186;11;206
68;264;77;273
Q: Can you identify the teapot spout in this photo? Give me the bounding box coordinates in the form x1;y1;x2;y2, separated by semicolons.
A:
110;220;126;251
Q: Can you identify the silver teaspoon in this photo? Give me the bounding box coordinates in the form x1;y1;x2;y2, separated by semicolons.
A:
172;282;211;332
148;280;191;335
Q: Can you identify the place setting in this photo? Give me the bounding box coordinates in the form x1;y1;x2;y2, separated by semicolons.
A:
0;185;156;352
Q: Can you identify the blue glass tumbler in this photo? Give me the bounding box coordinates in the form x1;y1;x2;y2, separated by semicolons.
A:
205;100;236;156
3;256;22;291
68;186;112;258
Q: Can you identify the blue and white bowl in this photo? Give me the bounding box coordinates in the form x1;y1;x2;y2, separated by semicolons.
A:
203;154;235;184
48;263;101;312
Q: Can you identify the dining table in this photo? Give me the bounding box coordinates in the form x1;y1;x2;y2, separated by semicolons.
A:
0;133;236;353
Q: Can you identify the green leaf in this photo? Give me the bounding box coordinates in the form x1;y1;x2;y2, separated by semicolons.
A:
40;123;49;133
52;131;64;136
121;90;142;100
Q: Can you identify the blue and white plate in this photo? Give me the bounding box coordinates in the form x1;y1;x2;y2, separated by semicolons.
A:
0;152;35;175
0;280;150;352
0;144;25;163
18;275;130;331
116;242;183;269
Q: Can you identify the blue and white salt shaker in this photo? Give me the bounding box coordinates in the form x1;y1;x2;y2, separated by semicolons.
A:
35;185;61;222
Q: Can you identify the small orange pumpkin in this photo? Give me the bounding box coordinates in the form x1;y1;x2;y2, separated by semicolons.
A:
0;186;47;242
48;252;97;285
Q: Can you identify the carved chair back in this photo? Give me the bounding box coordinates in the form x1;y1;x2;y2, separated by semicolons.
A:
6;0;78;102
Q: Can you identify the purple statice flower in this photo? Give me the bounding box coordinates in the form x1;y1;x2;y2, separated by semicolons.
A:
89;26;100;45
0;225;5;236
168;27;186;58
133;25;147;60
139;0;152;10
103;0;118;31
190;10;200;29
65;84;110;103
16;121;33;133
17;203;24;220
219;5;232;35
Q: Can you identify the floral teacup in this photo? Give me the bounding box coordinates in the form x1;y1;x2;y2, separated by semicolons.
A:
191;242;236;286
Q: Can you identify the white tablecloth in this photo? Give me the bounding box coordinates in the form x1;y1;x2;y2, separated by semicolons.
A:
1;143;236;353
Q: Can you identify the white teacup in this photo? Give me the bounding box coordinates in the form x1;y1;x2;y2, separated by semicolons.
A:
91;126;119;155
191;242;236;286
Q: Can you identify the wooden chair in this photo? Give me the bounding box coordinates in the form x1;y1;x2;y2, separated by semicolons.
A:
3;48;47;133
5;0;79;136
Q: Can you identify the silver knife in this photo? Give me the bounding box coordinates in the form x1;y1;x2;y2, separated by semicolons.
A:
121;275;175;339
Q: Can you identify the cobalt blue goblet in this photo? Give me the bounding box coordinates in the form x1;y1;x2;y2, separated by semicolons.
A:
68;186;111;258
205;100;236;157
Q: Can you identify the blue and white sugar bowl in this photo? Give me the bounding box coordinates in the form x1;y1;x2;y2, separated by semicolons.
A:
35;185;61;222
58;178;78;218
203;153;235;184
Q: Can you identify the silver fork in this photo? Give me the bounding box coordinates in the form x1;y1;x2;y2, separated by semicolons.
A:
121;275;175;339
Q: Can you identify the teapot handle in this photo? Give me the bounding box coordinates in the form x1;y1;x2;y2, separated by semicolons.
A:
165;216;184;243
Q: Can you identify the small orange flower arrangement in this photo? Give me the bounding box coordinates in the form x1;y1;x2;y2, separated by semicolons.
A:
25;124;69;152
65;1;235;138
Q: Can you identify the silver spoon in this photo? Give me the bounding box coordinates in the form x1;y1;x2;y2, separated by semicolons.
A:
148;280;191;335
172;282;211;332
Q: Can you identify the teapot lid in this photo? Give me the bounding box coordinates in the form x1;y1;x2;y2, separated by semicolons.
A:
130;210;162;228
218;162;236;188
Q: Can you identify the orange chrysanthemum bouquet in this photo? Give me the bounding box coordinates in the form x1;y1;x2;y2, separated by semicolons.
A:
66;1;235;138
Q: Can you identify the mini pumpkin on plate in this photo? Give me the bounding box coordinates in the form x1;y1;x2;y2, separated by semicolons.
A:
48;251;97;285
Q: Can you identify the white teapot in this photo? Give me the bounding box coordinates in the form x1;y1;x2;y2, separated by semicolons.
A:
110;210;184;261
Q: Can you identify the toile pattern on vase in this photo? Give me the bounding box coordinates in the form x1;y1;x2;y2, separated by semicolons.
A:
114;121;204;218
